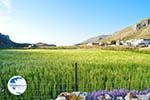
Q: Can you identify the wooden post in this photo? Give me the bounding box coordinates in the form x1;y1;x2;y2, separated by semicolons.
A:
75;62;78;91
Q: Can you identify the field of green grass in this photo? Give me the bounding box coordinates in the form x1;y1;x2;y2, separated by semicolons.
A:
0;49;150;99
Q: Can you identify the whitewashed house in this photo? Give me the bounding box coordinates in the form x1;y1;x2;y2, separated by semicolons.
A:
116;40;127;46
28;44;36;48
87;42;101;46
116;41;121;46
127;39;150;47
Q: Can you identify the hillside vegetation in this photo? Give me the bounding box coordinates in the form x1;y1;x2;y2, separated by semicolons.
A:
101;18;150;42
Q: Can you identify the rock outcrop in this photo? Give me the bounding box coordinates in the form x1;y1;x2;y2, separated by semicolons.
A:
0;33;16;48
0;33;30;48
133;18;150;30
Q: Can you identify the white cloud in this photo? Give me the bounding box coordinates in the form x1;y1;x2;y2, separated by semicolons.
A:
0;0;12;32
0;0;12;12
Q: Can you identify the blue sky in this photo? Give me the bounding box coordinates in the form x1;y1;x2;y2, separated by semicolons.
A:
0;0;150;45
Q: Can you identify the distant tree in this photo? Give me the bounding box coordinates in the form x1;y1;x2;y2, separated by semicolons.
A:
111;40;116;45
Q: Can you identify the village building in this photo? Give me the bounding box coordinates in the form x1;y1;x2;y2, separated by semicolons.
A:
87;42;101;46
126;39;150;47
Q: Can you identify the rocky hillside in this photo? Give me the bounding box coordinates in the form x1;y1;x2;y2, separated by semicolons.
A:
101;17;150;42
0;33;15;47
77;35;108;45
78;17;150;44
0;33;30;48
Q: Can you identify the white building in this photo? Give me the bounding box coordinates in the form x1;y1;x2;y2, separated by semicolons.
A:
127;39;150;47
87;42;101;46
116;40;127;46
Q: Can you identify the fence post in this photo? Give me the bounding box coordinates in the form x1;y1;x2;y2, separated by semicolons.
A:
75;62;78;91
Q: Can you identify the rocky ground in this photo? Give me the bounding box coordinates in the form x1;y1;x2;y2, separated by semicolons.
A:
56;89;150;100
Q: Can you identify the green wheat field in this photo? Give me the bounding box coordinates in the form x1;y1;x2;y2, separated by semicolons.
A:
0;49;150;99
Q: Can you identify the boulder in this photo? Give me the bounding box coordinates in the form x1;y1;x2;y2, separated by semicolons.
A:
125;92;138;100
98;94;112;100
144;93;150;100
56;92;85;100
56;96;66;100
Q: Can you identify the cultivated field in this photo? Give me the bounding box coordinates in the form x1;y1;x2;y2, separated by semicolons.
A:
0;49;150;99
